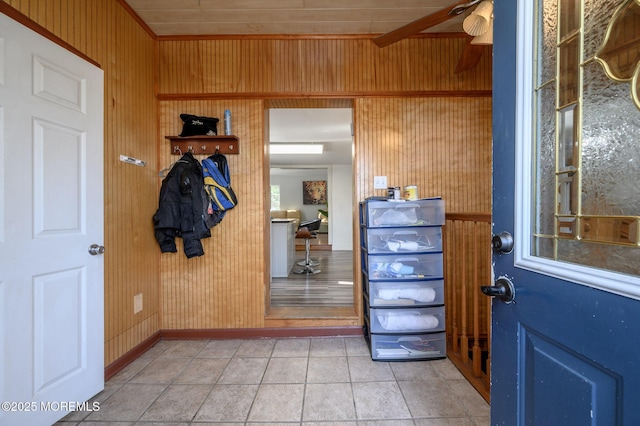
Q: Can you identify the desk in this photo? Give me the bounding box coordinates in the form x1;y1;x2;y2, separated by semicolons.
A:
271;219;296;277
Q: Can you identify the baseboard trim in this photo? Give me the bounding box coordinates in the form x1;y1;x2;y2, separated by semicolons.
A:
160;326;363;340
104;331;161;381
104;326;362;380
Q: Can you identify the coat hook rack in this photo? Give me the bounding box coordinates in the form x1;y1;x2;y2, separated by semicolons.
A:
166;135;240;155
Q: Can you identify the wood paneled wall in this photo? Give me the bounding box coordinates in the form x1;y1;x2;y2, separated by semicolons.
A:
3;0;493;363
2;0;160;366
355;97;492;211
159;100;267;329
158;38;491;94
157;37;492;330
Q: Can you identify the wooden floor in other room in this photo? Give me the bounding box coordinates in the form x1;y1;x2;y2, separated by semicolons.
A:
270;250;354;307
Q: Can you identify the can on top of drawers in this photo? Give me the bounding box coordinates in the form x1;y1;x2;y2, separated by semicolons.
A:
387;187;401;200
403;185;418;200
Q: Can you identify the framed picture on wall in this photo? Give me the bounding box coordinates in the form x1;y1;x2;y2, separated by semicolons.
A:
303;180;327;204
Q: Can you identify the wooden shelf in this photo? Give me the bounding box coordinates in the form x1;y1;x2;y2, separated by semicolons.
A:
166;135;239;155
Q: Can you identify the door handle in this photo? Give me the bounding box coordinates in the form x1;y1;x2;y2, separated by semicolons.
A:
481;277;515;303
88;244;105;255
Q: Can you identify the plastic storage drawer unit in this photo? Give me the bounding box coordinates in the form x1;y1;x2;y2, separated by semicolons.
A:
369;332;446;360
362;252;443;280
360;198;444;228
369;306;445;334
360;198;446;361
364;278;444;308
360;226;442;254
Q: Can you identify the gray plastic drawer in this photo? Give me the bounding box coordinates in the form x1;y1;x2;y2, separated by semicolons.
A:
369;306;445;334
360;198;445;228
369;332;446;360
361;226;442;253
362;252;443;280
365;279;444;307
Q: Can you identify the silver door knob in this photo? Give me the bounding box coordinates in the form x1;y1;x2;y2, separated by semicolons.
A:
492;231;514;253
88;244;105;255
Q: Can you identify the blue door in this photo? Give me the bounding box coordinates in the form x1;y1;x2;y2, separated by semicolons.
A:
490;0;640;424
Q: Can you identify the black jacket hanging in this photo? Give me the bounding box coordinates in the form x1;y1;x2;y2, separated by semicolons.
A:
153;152;211;258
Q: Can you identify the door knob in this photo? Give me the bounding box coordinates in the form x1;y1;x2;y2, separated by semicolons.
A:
88;244;105;255
492;231;514;253
481;277;515;303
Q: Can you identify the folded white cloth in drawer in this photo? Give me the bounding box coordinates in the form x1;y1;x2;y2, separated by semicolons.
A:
378;313;439;331
378;287;436;303
374;208;418;226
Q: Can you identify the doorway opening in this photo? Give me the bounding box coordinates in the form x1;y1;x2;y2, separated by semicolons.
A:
265;101;357;321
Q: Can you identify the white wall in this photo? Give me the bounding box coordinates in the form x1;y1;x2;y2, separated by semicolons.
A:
270;167;353;251
271;169;328;222
329;165;353;250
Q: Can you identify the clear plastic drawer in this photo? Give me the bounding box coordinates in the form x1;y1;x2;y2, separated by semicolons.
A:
364;278;444;307
362;252;443;280
368;332;446;360
360;198;445;228
361;226;442;253
369;306;445;334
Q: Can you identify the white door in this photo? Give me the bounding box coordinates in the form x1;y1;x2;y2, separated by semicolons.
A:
0;12;104;426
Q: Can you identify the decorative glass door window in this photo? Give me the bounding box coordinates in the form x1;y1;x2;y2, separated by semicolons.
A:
532;0;640;276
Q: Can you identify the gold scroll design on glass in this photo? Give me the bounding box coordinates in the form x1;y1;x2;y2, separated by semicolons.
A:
594;0;640;110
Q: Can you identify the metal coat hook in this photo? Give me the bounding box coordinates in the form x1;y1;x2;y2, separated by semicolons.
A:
166;136;239;155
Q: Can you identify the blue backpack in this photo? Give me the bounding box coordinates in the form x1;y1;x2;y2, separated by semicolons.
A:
201;153;237;226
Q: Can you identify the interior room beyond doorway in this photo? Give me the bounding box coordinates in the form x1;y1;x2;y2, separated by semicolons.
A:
267;105;355;316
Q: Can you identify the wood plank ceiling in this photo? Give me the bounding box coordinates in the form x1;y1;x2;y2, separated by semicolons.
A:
123;0;470;36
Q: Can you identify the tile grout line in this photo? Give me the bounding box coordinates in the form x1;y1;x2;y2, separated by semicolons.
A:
184;339;221;424
65;337;488;425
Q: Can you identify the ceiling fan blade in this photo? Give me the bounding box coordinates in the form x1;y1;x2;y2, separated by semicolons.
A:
454;37;487;74
372;0;471;48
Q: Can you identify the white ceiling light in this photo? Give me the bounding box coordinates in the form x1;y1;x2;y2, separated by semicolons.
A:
470;17;493;45
270;144;323;155
462;0;494;45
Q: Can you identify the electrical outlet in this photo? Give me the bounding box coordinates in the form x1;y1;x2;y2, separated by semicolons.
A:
134;293;143;314
373;176;387;189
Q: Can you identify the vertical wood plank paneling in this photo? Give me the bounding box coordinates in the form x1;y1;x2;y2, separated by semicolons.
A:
158;37;492;94
5;0;160;366
354;97;491;212
5;0;492;350
158;100;265;330
156;39;490;330
155;87;493;332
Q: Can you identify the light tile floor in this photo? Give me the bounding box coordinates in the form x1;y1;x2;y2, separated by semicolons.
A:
58;336;490;425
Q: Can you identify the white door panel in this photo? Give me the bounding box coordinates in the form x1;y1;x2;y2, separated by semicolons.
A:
33;55;87;113
33;118;85;236
0;11;103;426
0;106;5;244
33;268;86;394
